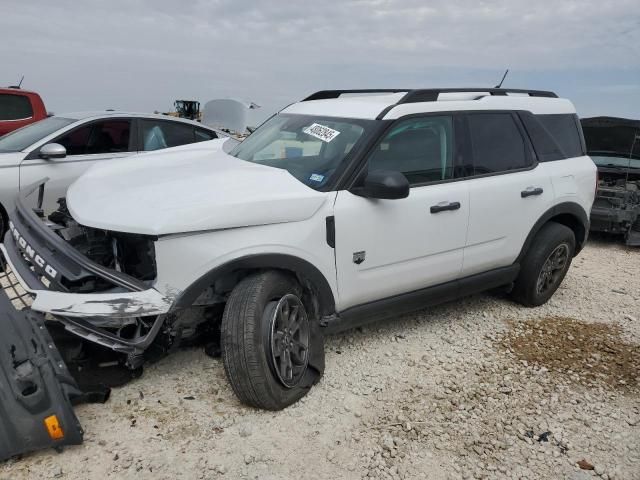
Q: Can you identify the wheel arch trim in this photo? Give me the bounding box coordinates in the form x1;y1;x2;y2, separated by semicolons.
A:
172;253;337;315
517;201;590;263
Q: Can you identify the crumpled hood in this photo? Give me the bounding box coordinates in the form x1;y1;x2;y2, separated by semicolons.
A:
67;139;330;235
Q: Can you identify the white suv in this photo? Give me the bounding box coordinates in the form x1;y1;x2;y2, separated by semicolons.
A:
1;88;597;410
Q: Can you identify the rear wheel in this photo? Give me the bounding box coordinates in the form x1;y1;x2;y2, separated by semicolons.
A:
511;222;575;307
221;271;324;410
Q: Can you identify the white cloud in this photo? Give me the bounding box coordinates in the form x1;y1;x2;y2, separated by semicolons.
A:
1;0;638;118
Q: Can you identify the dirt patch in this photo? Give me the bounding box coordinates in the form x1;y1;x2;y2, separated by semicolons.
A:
503;316;640;390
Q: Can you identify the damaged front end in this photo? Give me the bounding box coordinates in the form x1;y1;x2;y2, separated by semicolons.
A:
1;181;176;369
582;116;640;246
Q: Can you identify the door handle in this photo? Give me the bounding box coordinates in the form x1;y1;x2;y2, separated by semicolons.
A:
521;187;544;198
430;201;461;214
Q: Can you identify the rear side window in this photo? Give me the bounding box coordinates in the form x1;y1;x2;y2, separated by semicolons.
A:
140;120;196;151
0;94;33;120
467;113;530;174
538;114;584;158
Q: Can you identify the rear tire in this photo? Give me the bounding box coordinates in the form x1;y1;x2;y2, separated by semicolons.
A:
221;271;324;410
511;222;575;307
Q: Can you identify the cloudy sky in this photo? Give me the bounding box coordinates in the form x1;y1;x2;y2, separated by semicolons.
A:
2;0;639;123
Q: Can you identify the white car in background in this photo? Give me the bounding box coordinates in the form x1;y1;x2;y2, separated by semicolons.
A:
0;111;229;233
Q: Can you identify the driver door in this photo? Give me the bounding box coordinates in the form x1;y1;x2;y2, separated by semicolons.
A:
333;115;469;311
20;119;135;212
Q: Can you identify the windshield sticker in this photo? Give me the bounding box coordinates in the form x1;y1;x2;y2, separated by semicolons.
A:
309;173;325;182
303;123;341;143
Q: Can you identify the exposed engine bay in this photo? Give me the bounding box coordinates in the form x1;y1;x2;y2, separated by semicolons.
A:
581;116;640;246
22;198;224;370
48;198;158;289
591;170;640;246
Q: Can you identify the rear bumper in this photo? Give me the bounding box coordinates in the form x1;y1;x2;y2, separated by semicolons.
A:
0;288;83;461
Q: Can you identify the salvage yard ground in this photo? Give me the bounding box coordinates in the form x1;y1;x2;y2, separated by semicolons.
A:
2;238;639;480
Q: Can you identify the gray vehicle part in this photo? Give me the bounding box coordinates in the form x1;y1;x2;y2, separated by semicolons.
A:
0;291;83;461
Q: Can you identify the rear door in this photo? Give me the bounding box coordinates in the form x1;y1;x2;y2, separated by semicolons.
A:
461;112;555;276
19;118;135;212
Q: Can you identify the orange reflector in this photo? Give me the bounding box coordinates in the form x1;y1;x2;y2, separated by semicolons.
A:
44;415;64;440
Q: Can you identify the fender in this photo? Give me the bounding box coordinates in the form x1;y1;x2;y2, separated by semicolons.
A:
516;201;590;263
172;253;336;315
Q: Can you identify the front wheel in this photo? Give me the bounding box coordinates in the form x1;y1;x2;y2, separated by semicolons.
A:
221;271;324;410
511;222;576;307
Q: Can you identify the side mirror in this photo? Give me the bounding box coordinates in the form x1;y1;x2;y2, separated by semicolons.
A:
39;143;66;160
359;170;410;200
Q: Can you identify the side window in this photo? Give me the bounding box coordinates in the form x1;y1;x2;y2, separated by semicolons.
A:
140;120;195;151
195;128;218;142
467;113;529;174
0;94;33;120
538;114;584;158
367;116;454;185
55;120;132;155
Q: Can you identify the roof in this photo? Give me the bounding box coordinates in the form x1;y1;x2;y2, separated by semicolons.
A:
282;88;576;120
0;87;41;96
54;111;206;125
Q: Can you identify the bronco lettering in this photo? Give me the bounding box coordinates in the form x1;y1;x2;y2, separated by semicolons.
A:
8;221;59;280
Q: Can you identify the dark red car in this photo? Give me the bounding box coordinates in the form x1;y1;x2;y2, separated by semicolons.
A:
0;87;47;136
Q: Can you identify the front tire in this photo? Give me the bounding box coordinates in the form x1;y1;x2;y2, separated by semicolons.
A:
511;222;575;307
221;271;324;410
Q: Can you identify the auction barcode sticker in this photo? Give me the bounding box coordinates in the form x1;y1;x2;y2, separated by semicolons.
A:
303;123;341;143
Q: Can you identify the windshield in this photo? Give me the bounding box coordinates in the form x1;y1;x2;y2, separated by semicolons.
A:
230;114;374;189
0;117;75;152
591;155;640;169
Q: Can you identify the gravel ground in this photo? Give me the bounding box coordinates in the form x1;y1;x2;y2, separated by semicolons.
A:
2;238;639;480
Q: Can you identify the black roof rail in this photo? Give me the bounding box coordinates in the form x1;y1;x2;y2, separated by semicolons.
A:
302;89;410;101
397;88;558;104
301;88;557;103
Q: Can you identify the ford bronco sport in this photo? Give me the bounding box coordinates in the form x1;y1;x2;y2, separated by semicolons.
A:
1;88;596;425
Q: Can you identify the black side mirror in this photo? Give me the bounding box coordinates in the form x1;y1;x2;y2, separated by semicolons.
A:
359;170;410;200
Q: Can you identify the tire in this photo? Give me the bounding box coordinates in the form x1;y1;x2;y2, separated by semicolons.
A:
511;222;575;307
221;271;325;410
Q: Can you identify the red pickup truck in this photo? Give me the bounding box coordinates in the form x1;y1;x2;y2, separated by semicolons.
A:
0;87;47;136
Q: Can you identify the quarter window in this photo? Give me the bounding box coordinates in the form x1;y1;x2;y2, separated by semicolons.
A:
0;94;33;120
467;113;529;174
195;128;218;142
140;120;197;151
538;114;584;158
368;116;454;185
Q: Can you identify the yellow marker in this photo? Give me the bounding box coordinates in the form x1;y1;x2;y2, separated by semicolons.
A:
44;415;64;440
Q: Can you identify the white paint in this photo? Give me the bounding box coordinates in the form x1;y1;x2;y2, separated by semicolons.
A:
333;185;469;309
67;141;330;235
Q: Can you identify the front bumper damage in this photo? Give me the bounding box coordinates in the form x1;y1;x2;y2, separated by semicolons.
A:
0;288;83;461
0;182;170;460
2;182;175;360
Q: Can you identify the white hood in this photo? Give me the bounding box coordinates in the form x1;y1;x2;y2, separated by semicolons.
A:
66;139;330;235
